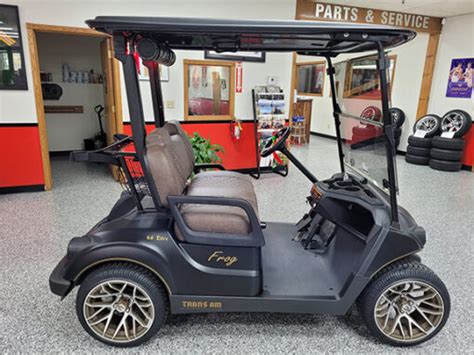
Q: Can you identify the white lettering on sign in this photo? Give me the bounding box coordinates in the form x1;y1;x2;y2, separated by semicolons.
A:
314;3;431;30
316;3;359;21
380;11;430;29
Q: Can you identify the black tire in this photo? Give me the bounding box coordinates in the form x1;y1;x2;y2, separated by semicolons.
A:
407;135;432;148
405;154;429;165
390;108;405;128
76;263;169;347
432;136;464;150
406;146;430;157
429;158;462;172
394;128;402;139
357;257;450;347
413;115;441;138
395;137;400;148
430;148;463;162
440;109;472;137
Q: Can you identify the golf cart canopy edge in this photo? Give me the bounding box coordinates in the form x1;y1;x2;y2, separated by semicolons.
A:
86;16;416;56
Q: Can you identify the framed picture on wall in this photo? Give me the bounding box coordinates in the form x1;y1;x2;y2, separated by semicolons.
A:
0;4;28;90
137;58;170;82
205;50;266;63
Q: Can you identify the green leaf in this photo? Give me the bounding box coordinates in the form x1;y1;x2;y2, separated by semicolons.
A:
188;131;225;164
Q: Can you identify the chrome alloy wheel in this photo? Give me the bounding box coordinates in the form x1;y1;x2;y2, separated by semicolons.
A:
374;280;445;343
83;280;155;343
416;116;438;133
441;112;464;133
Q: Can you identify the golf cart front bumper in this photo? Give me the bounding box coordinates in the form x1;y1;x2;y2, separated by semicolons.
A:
49;256;73;298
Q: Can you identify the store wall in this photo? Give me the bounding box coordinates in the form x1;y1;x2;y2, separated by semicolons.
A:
124;50;293;122
37;33;104;151
298;33;430;151
0;0;295;125
0;0;295;188
428;13;474;167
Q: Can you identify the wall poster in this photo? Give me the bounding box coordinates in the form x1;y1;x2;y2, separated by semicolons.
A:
446;58;473;99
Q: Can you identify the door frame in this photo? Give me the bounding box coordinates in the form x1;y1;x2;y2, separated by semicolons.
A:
27;23;123;190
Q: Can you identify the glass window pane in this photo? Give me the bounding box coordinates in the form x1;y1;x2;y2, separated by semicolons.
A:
296;63;325;95
333;56;397;194
187;64;230;116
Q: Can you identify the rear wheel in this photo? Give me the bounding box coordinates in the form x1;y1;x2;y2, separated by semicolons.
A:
358;258;450;346
76;263;168;347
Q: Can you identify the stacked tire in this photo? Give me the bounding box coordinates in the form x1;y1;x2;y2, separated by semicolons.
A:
390;107;405;148
429;110;472;172
405;114;441;165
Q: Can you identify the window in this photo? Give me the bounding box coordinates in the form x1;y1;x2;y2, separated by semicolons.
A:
296;61;325;96
184;59;235;120
344;55;397;100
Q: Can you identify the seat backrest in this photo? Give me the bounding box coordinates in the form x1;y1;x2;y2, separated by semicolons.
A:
167;121;195;164
145;123;194;207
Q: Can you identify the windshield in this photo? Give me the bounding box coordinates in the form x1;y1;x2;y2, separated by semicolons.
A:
333;54;397;194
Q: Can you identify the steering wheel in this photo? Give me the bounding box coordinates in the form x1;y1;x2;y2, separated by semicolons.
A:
260;127;291;157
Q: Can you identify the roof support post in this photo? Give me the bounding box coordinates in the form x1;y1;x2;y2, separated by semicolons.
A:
326;56;345;174
377;44;399;224
114;34;147;154
113;34;164;209
143;60;166;128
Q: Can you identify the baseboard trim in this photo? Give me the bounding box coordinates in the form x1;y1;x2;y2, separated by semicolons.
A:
0;184;45;194
310;131;336;140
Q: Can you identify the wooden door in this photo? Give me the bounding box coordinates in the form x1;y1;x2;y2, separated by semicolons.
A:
294;98;313;142
100;38;123;178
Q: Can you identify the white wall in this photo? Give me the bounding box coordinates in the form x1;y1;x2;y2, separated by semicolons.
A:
37;33;104;151
124;51;293;122
297;33;430;151
0;0;295;124
428;13;474;117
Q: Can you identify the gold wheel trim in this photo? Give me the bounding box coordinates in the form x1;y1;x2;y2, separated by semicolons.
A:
83;280;155;343
374;280;444;343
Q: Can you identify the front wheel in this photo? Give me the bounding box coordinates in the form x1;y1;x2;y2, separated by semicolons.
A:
76;263;168;347
357;258;450;346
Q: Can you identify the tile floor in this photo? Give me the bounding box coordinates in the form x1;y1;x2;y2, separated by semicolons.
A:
0;136;472;353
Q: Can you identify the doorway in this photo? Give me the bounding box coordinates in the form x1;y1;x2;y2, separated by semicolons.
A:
27;24;123;190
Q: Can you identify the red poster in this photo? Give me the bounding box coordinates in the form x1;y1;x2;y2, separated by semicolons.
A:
235;62;243;93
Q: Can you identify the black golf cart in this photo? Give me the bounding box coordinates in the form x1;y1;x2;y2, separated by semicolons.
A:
49;17;450;347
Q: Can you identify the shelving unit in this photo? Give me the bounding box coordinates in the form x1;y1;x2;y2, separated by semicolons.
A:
250;87;289;179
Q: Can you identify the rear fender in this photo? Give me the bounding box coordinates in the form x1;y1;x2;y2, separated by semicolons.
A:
65;243;175;294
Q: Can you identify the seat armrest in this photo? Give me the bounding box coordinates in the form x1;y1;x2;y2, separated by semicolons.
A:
193;163;226;173
168;195;264;247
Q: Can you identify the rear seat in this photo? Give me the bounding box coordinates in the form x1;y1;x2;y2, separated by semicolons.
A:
145;122;259;240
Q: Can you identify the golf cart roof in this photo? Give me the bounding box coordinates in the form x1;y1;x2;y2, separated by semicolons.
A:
86;16;416;56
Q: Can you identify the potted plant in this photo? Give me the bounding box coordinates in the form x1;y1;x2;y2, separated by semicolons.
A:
188;132;224;164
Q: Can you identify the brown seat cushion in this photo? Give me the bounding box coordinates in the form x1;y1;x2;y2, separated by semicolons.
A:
175;171;259;239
